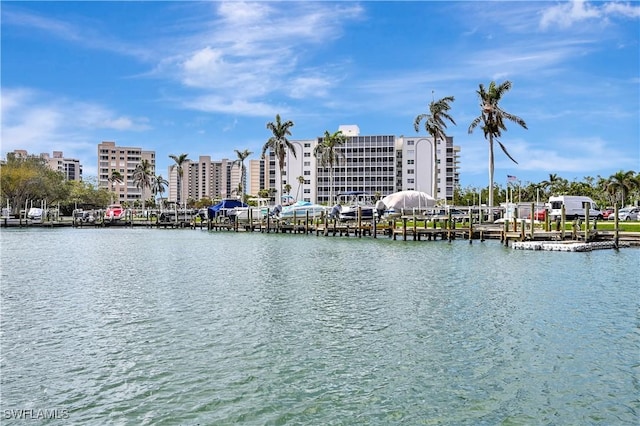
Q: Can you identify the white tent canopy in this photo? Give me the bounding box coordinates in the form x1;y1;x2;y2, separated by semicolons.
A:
381;190;436;211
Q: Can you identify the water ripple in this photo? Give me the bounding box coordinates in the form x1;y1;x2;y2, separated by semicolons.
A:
1;229;638;424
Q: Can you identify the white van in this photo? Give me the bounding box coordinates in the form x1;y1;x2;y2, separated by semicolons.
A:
548;195;602;220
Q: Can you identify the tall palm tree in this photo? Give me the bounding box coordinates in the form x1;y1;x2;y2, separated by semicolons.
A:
262;114;295;205
107;170;123;204
232;149;252;202
151;174;169;211
314;130;347;205
296;175;305;201
606;170;637;207
132;158;154;214
414;94;456;199
468;80;527;207
169;153;190;208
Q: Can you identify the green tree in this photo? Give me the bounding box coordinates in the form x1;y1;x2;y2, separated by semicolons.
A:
108;170;124;204
468;81;527;207
295;175;305;201
132;158;154;213
314;130;347;205
151;174;169;209
414;94;456;200
262;114;295;205
169;153;190;207
606;170;637;207
233;149;252;202
0;153;66;214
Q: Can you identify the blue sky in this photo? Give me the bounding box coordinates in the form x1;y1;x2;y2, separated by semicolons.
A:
2;0;639;190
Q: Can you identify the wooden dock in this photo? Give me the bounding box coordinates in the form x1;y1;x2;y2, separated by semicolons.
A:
3;214;639;248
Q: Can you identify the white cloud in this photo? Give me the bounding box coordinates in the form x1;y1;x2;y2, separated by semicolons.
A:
1;87;150;157
540;0;640;29
603;1;640;18
162;2;364;113
183;94;285;117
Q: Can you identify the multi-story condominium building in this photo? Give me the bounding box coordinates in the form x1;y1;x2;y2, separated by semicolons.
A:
397;135;461;201
97;141;155;205
168;156;242;205
247;159;268;197
9;150;83;181
174;126;461;206
267;125;461;205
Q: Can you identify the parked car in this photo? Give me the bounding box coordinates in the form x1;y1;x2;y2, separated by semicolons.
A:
527;209;547;221
608;207;640;221
602;208;615;219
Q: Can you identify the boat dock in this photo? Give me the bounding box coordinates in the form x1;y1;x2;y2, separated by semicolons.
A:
3;214;639;249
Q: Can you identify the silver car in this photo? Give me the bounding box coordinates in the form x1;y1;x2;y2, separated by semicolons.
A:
608;207;640;221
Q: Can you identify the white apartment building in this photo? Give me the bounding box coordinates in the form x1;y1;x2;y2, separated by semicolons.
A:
267;125;460;205
97;141;156;204
397;135;460;201
166;126;461;206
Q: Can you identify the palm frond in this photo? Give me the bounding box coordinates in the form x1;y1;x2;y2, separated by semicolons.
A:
497;139;518;164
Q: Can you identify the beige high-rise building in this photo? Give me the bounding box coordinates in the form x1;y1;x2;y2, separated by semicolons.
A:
97;141;155;205
247;159;268;197
168;156;242;205
42;151;83;181
9;150;83;181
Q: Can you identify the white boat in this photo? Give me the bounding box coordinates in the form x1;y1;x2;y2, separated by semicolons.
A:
105;204;126;221
229;198;271;223
272;200;329;220
331;191;375;221
380;190;436;217
27;207;44;222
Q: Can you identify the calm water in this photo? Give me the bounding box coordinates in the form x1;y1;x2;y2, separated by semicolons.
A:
1;228;638;425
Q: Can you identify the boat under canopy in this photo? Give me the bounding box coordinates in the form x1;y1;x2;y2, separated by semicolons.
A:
207;199;248;219
381;190;436;216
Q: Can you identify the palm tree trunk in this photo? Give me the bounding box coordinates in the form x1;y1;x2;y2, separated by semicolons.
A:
329;167;334;205
279;163;284;206
433;138;438;200
488;136;495;208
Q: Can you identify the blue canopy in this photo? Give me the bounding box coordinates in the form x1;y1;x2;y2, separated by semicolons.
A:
207;199;248;218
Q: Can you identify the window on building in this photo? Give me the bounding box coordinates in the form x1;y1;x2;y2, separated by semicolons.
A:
304;152;310;157
408;169;414;174
407;140;415;145
407;159;414;165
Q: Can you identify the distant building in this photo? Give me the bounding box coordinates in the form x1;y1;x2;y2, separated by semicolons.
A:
248;159;268;197
168;156;242;205
97;141;155;205
161;125;461;206
9;149;83;181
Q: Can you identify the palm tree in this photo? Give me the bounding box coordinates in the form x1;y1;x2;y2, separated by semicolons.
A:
606;170;637;207
232;149;252;202
169;153;190;208
468;81;527;208
107;170;123;204
262;114;296;205
314;130;347;205
295;175;305;201
151;174;169;211
132;159;154;214
414;94;456;199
